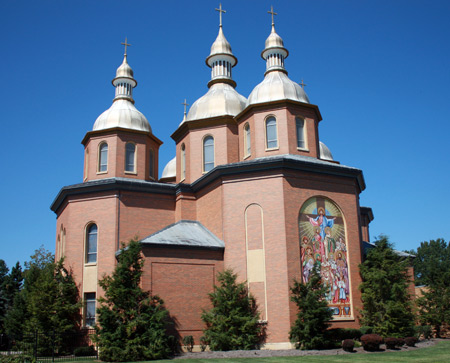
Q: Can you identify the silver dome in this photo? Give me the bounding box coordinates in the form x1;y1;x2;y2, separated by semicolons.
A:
263;25;288;56
161;156;176;179
319;141;334;161
247;71;310;106
209;26;234;59
114;55;134;80
93;99;151;132
186;83;247;121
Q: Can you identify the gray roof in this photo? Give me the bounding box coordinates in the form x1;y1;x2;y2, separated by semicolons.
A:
140;220;225;250
362;241;415;259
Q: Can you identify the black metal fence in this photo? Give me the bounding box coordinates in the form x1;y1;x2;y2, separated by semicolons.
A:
0;329;97;362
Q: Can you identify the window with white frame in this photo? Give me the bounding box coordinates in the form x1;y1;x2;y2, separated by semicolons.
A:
125;143;136;172
149;149;154;179
244;123;251;157
181;144;186;180
266;116;278;149
203;136;214;172
86;224;97;263
296;117;306;149
98;143;108;172
84;292;96;327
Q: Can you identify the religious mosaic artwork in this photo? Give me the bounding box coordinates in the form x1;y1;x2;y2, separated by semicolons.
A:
299;197;352;319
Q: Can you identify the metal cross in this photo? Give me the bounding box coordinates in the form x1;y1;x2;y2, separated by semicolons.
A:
121;37;131;55
182;99;189;115
268;5;277;25
215;3;226;27
299;79;307;89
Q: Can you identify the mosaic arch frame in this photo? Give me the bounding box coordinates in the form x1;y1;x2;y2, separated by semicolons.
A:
298;196;353;320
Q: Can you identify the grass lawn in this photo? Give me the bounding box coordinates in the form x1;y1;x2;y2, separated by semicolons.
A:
65;340;450;363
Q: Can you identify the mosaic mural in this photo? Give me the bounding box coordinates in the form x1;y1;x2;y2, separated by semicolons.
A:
299;197;352;319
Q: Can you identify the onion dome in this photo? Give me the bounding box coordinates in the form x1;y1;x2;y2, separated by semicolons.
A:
93;48;151;133
186;6;246;121
161;157;176;179
247;19;309;106
319;141;334;161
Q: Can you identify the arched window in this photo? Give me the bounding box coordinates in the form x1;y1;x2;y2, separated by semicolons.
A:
149;149;154;179
296;117;306;149
98;143;108;172
203;136;214;172
266;116;278;149
125;143;136;172
181;144;186;180
244;123;251;157
86;224;97;263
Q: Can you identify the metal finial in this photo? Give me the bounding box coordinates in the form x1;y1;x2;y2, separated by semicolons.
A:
299;79;307;89
215;3;226;27
268;5;277;26
121;37;131;56
182;99;189;116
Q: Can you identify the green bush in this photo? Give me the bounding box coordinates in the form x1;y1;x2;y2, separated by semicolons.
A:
326;328;362;342
415;325;432;339
73;345;96;357
182;336;194;352
199;336;208;352
360;326;374;335
0;354;34;363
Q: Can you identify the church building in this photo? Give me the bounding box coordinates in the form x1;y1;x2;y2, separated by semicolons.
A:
51;7;374;349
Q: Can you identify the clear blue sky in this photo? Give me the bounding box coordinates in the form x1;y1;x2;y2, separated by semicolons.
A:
1;0;449;269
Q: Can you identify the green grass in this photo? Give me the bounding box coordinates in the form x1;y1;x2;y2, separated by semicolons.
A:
54;340;450;363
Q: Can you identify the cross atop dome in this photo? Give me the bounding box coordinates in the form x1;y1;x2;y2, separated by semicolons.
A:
268;5;277;26
121;37;131;56
215;3;226;27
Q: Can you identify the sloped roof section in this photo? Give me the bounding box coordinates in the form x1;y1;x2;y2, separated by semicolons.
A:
140;220;224;250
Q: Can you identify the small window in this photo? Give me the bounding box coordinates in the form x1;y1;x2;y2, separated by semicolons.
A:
149;149;154;179
125;143;136;172
98;143;108;172
244;123;251;157
266;117;278;149
296;117;306;149
86;224;97;264
203;136;214;173
181;144;186;180
84;292;96;327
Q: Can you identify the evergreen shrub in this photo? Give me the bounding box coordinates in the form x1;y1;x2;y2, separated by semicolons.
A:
199;336;207;352
359;326;373;335
73;345;96;356
415;325;432;339
342;339;355;352
361;334;383;351
182;336;194;352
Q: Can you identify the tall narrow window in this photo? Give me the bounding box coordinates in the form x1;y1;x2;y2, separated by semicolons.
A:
266;117;278;149
296;117;306;149
181;144;186;180
84;293;96;327
86;224;97;263
203;136;214;172
244;123;251;157
149;149;154;179
98;143;108;172
125;143;136;172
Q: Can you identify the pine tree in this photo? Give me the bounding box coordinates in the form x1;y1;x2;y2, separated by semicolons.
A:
289;265;333;350
359;235;415;337
95;239;172;362
201;269;262;351
411;239;450;337
0;259;9;334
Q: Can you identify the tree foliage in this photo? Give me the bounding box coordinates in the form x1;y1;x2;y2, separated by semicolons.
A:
3;247;80;341
359;235;415;337
411;239;450;337
289;265;333;350
95;239;172;362
201;269;263;351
